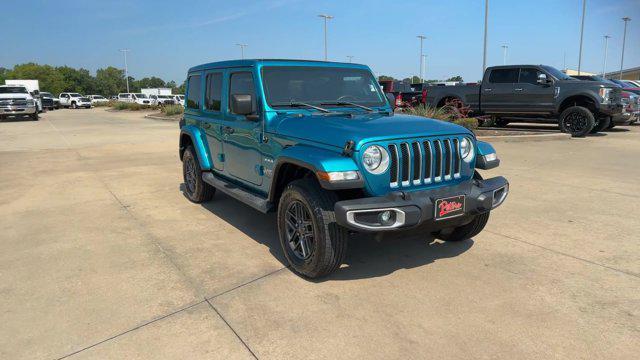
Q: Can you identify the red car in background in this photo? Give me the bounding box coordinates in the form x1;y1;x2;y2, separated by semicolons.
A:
379;80;426;108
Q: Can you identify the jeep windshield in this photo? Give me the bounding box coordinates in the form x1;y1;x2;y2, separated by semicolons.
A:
263;66;386;109
0;87;28;94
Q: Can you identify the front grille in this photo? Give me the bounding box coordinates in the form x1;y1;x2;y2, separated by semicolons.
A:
387;136;464;188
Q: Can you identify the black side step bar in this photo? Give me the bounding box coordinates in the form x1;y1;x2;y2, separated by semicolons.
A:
202;172;272;213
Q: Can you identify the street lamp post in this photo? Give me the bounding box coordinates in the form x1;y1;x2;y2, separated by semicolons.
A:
577;0;586;75
422;55;427;81
619;17;631;80
346;55;354;63
119;49;130;93
318;14;334;61
236;44;248;59
417;35;426;83
482;0;489;74
602;35;611;78
501;45;508;65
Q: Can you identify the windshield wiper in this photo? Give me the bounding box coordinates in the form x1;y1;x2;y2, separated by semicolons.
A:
321;101;374;112
272;101;331;113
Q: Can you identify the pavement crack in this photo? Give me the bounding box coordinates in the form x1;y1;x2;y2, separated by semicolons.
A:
486;229;640;279
205;299;259;360
208;266;288;300
54;300;207;360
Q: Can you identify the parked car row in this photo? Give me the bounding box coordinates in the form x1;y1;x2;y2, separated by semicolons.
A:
382;64;639;137
116;92;185;106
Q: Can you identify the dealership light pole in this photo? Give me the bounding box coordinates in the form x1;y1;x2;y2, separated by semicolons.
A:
619;17;631;79
482;0;489;73
577;0;586;75
602;35;611;78
417;35;426;82
501;45;508;65
318;14;333;61
346;55;354;63
422;55;427;81
119;49;130;93
236;43;248;59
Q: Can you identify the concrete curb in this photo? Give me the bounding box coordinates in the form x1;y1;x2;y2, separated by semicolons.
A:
144;114;180;122
477;132;570;142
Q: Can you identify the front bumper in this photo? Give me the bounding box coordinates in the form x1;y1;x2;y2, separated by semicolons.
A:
0;105;37;115
335;176;509;232
599;103;623;116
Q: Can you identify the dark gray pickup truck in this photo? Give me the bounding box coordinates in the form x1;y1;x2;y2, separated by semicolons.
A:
425;65;623;137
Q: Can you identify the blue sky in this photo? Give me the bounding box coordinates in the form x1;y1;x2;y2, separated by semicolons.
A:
2;0;639;83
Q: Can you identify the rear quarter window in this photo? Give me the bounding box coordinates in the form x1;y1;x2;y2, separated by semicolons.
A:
186;74;202;109
488;69;519;83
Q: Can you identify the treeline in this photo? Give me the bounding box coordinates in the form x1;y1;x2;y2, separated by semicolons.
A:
0;63;185;96
378;75;464;83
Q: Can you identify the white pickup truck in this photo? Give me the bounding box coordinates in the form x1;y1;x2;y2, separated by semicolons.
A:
59;93;92;108
0;85;39;120
5;80;42;113
117;93;151;105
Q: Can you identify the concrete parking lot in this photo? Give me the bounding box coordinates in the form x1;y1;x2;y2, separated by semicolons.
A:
1;108;639;359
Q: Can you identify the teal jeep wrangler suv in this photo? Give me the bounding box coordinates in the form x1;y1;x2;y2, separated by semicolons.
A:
179;59;509;278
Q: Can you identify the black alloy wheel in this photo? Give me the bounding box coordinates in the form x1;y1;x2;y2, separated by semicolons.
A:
184;154;197;195
284;200;315;260
559;106;594;137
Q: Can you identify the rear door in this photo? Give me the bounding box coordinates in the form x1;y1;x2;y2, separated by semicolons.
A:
481;68;518;113
514;67;555;113
202;71;225;171
222;69;263;186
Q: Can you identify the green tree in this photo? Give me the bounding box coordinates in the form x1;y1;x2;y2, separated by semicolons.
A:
7;63;68;95
135;76;166;90
56;66;96;94
446;75;463;82
95;67;126;96
378;75;394;81
0;67;8;84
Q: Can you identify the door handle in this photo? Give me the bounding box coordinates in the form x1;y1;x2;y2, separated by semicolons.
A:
514;88;523;91
222;126;235;134
484;88;492;92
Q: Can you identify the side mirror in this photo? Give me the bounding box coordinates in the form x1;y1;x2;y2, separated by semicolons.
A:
537;73;549;85
385;92;396;110
231;94;258;120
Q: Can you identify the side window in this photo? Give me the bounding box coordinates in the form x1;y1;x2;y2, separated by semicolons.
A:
518;68;542;85
488;69;519;83
205;73;223;111
186;74;202;109
229;72;256;114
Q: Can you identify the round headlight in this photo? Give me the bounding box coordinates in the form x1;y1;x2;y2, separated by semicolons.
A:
362;145;389;174
460;138;474;162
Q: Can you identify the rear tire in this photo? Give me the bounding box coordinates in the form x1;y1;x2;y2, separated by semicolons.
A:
591;116;610;133
30;111;39;121
277;178;348;279
71;101;77;109
494;118;509;127
182;146;215;203
559;106;595;137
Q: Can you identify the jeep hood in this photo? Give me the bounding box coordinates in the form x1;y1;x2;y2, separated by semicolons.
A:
273;112;472;149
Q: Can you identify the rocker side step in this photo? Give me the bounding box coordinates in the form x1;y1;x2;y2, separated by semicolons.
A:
202;172;272;213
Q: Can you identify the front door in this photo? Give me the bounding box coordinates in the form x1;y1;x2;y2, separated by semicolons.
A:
223;69;263;186
514;67;555;114
481;68;518;113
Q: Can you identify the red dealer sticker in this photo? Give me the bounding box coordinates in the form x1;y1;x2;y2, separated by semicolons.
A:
435;195;466;220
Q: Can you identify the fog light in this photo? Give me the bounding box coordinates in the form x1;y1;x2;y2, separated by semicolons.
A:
378;210;392;224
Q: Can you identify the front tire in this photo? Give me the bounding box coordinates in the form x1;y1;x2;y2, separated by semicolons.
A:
30;111;39;121
435;212;490;242
182;146;215;203
559;106;595;137
277;178;348;278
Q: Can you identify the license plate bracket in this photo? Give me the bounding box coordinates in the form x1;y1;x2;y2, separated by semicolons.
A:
434;195;466;220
